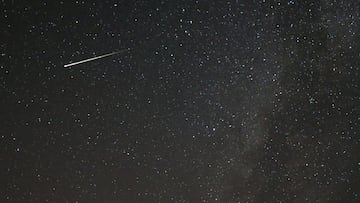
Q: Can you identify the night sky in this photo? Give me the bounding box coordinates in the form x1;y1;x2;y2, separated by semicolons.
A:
1;0;360;202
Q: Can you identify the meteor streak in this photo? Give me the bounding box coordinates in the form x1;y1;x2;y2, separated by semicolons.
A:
63;49;128;68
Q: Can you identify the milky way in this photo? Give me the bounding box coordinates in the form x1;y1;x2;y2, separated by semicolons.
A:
1;1;359;202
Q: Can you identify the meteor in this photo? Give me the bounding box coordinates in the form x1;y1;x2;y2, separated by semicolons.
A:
63;49;128;68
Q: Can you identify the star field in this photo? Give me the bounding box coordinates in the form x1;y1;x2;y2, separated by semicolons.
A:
1;0;360;202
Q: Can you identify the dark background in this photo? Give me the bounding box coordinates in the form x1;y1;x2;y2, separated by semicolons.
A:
1;0;359;202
